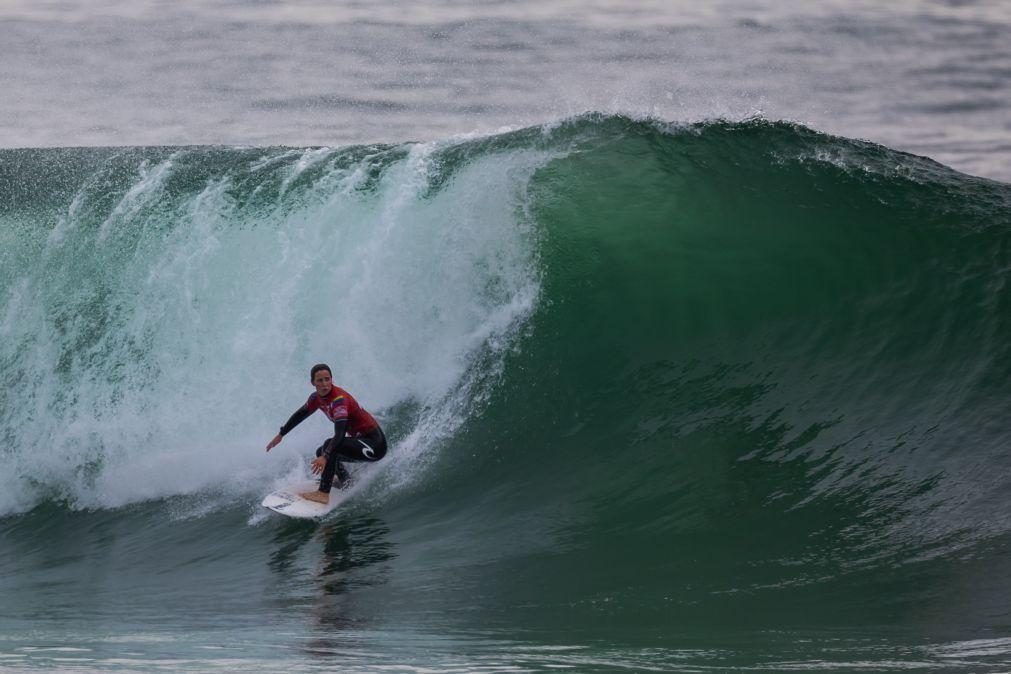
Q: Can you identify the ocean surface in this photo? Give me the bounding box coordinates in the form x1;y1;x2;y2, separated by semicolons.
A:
2;2;1011;673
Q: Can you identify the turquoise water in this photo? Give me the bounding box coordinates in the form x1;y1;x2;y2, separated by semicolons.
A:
2;116;1011;671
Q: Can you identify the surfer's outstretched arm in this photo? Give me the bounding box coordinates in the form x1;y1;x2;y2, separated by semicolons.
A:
266;404;313;451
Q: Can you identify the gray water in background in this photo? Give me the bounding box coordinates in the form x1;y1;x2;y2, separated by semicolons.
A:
1;0;1009;182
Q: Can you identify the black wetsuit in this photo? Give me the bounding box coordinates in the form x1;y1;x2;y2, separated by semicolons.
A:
279;386;387;493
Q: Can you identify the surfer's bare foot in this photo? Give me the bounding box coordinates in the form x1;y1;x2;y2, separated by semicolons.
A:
300;490;330;504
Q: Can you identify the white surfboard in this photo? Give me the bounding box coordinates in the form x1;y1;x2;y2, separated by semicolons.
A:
261;480;349;518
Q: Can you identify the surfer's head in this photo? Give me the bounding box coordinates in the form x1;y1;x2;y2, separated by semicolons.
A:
310;363;333;397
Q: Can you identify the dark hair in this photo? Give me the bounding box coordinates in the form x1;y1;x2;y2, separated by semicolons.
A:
310;363;332;381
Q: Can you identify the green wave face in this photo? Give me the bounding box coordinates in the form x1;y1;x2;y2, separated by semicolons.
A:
402;117;1011;634
2;116;1011;646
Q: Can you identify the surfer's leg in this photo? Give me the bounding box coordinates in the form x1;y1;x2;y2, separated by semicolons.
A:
330;428;388;463
317;429;387;493
318;443;351;493
316;439;350;486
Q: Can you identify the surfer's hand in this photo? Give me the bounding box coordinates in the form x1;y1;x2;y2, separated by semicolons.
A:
266;434;282;452
311;456;326;474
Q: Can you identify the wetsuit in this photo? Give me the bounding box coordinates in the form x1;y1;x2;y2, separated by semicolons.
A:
279;386;387;493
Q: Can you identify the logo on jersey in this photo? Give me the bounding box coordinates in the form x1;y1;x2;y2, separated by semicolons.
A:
324;396;348;423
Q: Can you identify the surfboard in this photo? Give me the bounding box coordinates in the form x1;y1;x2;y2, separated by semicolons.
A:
261;480;349;518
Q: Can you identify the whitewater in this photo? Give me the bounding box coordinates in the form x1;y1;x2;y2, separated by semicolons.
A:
0;137;545;513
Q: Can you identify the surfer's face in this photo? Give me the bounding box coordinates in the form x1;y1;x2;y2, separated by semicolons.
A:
312;370;333;397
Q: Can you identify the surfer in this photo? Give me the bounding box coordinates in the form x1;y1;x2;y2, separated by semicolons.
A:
265;363;387;504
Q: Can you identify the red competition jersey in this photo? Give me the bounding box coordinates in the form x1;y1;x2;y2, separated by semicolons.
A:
306;386;379;436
